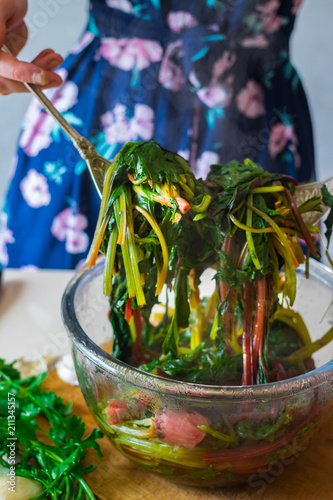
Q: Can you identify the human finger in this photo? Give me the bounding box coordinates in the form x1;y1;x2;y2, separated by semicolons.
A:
32;49;63;71
0;50;63;86
0;73;63;95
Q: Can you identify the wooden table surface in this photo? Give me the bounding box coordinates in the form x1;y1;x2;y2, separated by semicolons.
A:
43;370;333;500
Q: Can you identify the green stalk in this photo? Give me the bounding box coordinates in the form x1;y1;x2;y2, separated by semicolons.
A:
86;163;115;267
114;196;136;298
134;205;169;296
297;196;322;214
230;214;274;233
103;225;119;296
197;425;236;443
272;235;296;306
114;435;206;469
30;444;96;499
125;191;146;307
272;307;311;345
109;423;153;439
193;213;207;221
190;307;203;351
0;373;55;422
251;186;285;194
245;201;299;268
76;482;83;499
210;311;218;340
178;179;194;199
245;194;261;270
191;195;212;212
288;326;333;363
117;192;127;245
77;478;96;500
64;477;71;500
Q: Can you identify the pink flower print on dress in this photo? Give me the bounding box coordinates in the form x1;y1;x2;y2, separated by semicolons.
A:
51;208;89;255
212;51;237;80
241;34;269;49
197;75;234;108
158;58;185;92
20;169;51;208
0;212;15;267
177;150;190;161
236;80;265;119
19;100;54;157
19;69;79;157
257;0;282;34
268;123;301;168
130;104;155;141
268;123;289;158
102;103;155;145
190;50;236;107
71;32;95;55
65;229;89;255
167;11;198;33
196;151;219;179
100;37;163;71
158;40;185;92
106;0;133;13
102;105;134;144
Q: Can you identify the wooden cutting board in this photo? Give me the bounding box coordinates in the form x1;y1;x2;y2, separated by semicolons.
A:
43;370;333;500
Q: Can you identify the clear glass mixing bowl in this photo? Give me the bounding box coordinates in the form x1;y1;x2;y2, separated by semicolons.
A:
61;259;333;487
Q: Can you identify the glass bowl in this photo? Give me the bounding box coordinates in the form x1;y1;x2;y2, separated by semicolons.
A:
61;259;333;487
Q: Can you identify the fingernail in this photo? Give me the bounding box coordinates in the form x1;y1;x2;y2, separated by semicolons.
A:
32;71;48;85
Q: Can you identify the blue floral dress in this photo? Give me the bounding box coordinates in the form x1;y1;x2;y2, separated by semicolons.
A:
0;0;314;270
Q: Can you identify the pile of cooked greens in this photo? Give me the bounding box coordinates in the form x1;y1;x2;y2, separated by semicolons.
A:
87;141;333;386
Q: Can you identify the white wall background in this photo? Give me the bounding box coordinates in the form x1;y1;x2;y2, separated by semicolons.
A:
0;0;332;198
0;0;89;201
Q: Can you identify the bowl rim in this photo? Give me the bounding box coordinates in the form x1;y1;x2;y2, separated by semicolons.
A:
61;258;333;400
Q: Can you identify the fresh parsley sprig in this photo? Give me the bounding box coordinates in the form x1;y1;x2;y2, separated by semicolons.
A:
0;359;103;499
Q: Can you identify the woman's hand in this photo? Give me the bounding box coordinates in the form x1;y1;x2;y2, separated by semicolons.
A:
0;0;63;95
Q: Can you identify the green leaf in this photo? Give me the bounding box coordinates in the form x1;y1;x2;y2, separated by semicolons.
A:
0;359;103;499
321;184;333;249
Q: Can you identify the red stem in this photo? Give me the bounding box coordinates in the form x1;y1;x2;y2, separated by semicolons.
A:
252;278;266;379
242;281;254;386
124;298;132;323
131;309;143;366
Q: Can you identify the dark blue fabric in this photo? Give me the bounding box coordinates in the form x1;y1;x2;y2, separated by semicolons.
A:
0;0;314;270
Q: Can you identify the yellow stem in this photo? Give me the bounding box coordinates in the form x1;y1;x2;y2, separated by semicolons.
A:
251;186;285;194
245;194;261;270
86;163;115;267
287;327;333;363
134;205;169;296
117;192;127;245
230;214;274;233
245;202;299;268
191;195;212;212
